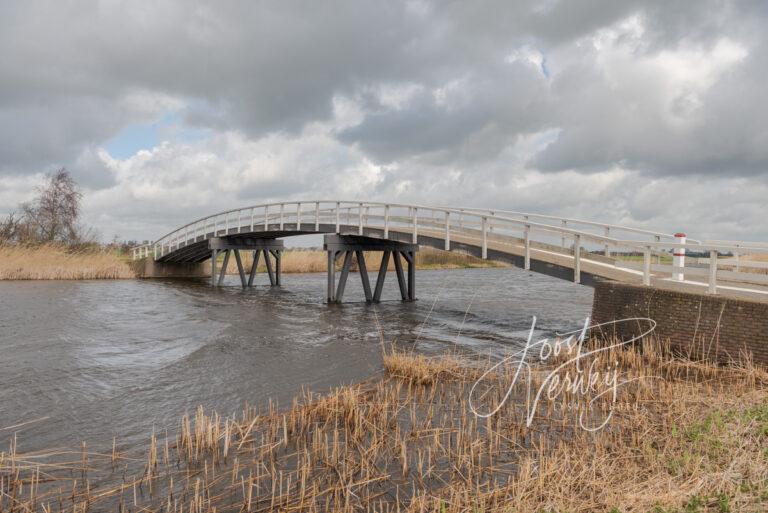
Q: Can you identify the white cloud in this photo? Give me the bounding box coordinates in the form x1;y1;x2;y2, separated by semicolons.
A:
1;0;767;244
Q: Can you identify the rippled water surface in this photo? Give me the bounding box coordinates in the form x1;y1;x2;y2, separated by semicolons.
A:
0;268;592;451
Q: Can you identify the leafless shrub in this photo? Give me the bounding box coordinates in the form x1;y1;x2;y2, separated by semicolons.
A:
0;212;20;244
19;168;83;244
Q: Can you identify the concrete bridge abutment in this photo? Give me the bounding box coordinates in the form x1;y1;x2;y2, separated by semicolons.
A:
133;258;210;279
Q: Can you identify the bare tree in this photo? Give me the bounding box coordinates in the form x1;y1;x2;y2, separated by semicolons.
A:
21;168;83;244
0;212;20;244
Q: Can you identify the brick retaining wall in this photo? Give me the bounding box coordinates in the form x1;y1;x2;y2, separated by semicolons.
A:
591;280;768;366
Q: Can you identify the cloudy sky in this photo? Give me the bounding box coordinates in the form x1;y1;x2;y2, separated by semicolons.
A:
1;0;766;242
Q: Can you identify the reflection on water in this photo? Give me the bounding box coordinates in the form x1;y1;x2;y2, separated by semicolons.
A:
0;267;592;451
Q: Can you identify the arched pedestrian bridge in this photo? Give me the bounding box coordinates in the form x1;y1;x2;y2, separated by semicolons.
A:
132;201;768;302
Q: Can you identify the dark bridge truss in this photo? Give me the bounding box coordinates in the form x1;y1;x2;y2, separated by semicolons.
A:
202;234;418;304
325;235;417;303
209;237;283;288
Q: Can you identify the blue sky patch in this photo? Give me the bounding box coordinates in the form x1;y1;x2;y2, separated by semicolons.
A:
104;113;211;159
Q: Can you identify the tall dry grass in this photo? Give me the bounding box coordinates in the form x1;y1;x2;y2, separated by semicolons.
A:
2;337;766;512
0;244;135;280
0;245;503;281
743;253;768;262
220;247;504;275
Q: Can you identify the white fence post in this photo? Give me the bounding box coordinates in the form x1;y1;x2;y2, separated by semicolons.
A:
315;201;320;231
412;207;418;243
296;202;301;230
481;216;487;259
708;250;718;294
561;220;567;248
358;202;363;235
573;234;581;283
335;202;340;232
524;225;530;270
604;226;611;257
384;205;390;238
250;208;255;231
279;203;284;230
444;211;450;250
673;232;686;281
264;205;269;230
643;246;651;286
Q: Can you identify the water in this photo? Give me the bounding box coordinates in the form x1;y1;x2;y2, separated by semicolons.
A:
0;268;592;453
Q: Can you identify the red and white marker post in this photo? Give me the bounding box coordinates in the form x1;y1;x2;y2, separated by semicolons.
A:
673;232;686;281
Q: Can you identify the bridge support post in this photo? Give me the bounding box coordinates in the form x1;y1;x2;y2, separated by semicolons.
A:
211;249;218;286
324;235;418;304
209;237;283;287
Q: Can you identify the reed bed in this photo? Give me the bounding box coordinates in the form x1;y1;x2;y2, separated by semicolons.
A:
1;338;766;512
220;247;504;275
0;244;135;280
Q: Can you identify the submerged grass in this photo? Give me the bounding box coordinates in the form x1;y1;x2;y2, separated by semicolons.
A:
0;244;135;280
1;338;766;512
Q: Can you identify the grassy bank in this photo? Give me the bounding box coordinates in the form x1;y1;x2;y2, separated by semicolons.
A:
219;246;505;275
2;339;766;512
0;244;135;280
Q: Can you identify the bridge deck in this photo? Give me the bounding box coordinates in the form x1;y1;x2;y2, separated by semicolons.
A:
131;201;768;302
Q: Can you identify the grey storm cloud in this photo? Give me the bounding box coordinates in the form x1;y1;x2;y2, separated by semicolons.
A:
4;0;765;178
1;0;768;242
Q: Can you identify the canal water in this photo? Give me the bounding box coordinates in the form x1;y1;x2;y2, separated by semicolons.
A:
0;267;592;453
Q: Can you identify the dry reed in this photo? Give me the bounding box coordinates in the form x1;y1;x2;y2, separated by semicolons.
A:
0;244;135;280
0;244;502;281
1;337;766;512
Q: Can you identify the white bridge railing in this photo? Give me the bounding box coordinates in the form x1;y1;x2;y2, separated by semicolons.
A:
131;200;768;296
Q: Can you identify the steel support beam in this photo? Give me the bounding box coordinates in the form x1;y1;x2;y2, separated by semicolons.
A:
218;249;231;286
208;237;283;287
264;248;276;286
324;235;418;303
373;250;390;303
248;249;261;287
211;249;218;286
233;249;246;287
335;251;354;301
270;250;282;286
356;250;372;302
392;251;408;300
327;250;339;302
405;250;415;300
